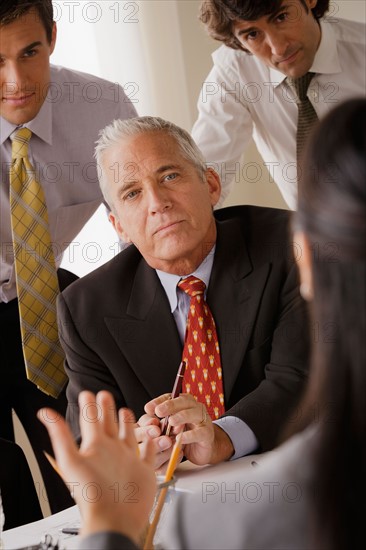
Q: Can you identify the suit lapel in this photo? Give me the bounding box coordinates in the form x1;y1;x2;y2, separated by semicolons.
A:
104;216;271;405
208;219;271;401
105;259;182;399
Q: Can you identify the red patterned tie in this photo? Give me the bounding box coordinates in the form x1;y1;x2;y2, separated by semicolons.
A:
178;276;225;420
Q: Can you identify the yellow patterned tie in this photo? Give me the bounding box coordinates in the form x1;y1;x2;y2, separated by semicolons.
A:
10;127;67;398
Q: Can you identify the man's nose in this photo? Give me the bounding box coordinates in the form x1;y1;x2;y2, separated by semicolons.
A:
2;62;26;95
147;186;173;214
266;31;290;57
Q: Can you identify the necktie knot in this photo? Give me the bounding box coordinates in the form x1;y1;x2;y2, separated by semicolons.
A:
178;276;206;298
12;127;32;160
287;72;315;103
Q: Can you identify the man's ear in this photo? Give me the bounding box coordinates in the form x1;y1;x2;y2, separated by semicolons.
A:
109;211;131;243
306;0;318;11
50;22;57;54
293;231;313;301
205;168;222;207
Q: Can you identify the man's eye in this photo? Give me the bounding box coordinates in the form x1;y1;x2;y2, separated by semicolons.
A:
245;31;259;41
23;49;37;58
124;189;140;201
277;12;288;22
164;173;178;181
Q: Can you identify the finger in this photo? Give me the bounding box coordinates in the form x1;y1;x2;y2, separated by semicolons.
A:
140;437;155;467
154;447;174;470
138;435;173;469
120;407;136;425
158;401;208;430
78;391;101;447
180;424;214;445
96;391;119;438
38;408;79;468
156;450;184;476
154;393;197;418
144;393;171;416
138;413;161;428
167;423;186;436
119;407;138;449
135;423;161;444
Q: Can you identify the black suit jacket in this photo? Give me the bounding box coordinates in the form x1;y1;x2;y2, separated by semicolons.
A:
58;206;309;451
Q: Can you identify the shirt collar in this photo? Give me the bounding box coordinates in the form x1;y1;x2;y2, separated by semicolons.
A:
0;117;17;145
0;84;53;146
269;18;340;88
309;18;341;75
269;67;287;87
156;245;216;313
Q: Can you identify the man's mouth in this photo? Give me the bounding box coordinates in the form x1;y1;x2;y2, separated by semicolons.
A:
276;48;300;65
2;93;35;106
154;221;183;235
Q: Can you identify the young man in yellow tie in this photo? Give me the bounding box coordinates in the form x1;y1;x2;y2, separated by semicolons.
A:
0;0;137;514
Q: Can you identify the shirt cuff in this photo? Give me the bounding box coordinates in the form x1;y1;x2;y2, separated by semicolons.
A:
214;416;259;459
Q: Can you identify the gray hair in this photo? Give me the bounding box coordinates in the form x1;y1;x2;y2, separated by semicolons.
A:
95;116;207;209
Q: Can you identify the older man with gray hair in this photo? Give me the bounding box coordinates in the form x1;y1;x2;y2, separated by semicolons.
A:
58;116;309;469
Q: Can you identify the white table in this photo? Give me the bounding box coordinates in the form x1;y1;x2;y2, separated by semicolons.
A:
2;455;264;549
1;505;81;550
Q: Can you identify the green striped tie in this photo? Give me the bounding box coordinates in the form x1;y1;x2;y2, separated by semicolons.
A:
287;73;318;164
10;127;67;398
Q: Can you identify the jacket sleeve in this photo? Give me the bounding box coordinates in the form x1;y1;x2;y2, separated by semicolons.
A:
57;292;127;442
225;260;310;451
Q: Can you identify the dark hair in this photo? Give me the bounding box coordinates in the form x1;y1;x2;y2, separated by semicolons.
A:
294;98;366;550
199;0;330;50
0;0;54;43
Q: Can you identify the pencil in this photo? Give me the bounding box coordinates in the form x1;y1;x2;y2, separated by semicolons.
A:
143;432;183;550
162;361;186;437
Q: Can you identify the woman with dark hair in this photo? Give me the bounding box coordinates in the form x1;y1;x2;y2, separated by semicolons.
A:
291;97;366;550
38;99;365;550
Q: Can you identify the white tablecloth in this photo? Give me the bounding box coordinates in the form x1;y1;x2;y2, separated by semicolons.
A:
2;454;264;549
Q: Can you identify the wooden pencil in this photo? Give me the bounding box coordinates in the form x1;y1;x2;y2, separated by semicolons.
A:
143;432;183;549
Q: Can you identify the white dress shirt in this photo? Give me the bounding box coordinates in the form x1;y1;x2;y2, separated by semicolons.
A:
156;247;258;459
0;64;137;302
192;18;366;209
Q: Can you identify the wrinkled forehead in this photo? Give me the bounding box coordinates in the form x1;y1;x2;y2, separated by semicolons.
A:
102;131;182;166
100;131;195;184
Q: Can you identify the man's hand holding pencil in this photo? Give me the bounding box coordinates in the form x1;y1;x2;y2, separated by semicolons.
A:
136;385;234;470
